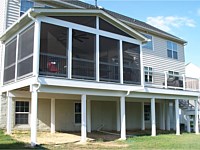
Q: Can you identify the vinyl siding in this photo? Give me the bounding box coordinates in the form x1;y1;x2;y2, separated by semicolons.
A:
142;34;185;75
6;0;20;28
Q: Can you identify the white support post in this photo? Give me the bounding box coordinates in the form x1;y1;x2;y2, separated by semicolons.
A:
81;94;87;142
68;28;72;79
119;40;123;84
164;71;168;89
166;101;170;131
187;115;191;133
140;44;144;87
96;16;99;82
195;99;199;134
182;74;186;90
175;99;180;135
162;102;166;130
116;100;120;132
151;98;156;136
32;19;41;77
87;99;91;133
6;93;12;134
120;96;126;140
141;102;145;130
31;85;38;147
96;34;99;82
51;98;55;134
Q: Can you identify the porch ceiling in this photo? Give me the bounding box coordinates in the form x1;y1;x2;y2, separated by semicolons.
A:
0;8;148;43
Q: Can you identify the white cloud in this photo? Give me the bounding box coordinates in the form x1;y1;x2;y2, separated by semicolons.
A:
146;16;195;32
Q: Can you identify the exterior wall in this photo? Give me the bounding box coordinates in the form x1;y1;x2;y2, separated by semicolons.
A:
0;95;7;128
55;99;81;131
185;63;200;78
142;34;185;75
91;101;117;131
6;0;20;28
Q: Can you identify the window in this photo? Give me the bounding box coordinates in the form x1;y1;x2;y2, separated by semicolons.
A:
4;38;17;83
40;23;68;77
144;105;151;121
99;36;120;82
144;67;153;83
142;34;153;50
17;25;34;78
168;71;179;80
20;0;34;16
15;101;29;125
75;103;81;124
123;41;141;84
167;41;178;59
72;30;96;80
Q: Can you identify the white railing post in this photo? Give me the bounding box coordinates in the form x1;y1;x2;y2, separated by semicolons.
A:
140;44;144;87
164;71;168;89
119;40;123;84
182;74;186;90
198;78;200;92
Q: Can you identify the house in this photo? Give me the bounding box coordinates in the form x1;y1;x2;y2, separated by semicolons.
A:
0;0;199;147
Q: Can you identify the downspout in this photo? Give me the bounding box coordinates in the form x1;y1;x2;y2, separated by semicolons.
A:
28;12;36;22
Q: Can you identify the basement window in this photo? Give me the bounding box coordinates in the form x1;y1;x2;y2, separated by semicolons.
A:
15;101;29;125
75;103;81;124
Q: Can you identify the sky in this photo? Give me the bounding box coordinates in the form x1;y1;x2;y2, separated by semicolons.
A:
82;0;200;66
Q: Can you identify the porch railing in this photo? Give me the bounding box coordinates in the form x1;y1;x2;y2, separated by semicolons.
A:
39;53;200;92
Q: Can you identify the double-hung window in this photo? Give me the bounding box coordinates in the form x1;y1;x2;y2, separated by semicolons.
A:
142;34;153;50
75;103;81;124
168;71;179;80
144;105;151;121
144;67;153;83
167;41;178;59
15;101;29;125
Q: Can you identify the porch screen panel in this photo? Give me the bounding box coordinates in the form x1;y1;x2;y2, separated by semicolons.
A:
99;36;120;82
40;23;68;77
123;41;141;84
4;38;17;83
17;25;34;78
72;30;96;80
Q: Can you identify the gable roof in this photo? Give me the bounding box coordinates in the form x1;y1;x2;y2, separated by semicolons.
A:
0;8;148;43
35;0;186;44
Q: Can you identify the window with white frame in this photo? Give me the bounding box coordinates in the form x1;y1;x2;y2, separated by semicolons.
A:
15;101;29;125
168;71;179;80
144;66;153;83
142;34;153;50
144;105;151;121
167;41;178;59
75;103;81;124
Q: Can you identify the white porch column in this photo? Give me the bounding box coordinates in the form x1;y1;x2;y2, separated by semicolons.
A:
51;98;55;134
31;85;38;147
195;99;199;134
166;101;170;131
120;96;126;140
81;94;87;142
116;100;120;132
151;98;156;136
141;102;145;130
175;99;180;135
87;99;91;133
6;93;12;134
187;115;191;133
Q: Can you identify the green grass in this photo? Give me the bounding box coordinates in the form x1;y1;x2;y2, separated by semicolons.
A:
0;130;29;149
1;130;200;149
124;133;200;149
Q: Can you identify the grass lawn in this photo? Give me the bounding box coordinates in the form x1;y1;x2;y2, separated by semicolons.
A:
1;130;200;149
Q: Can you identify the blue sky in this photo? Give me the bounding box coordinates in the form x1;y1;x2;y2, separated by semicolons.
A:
83;0;200;66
